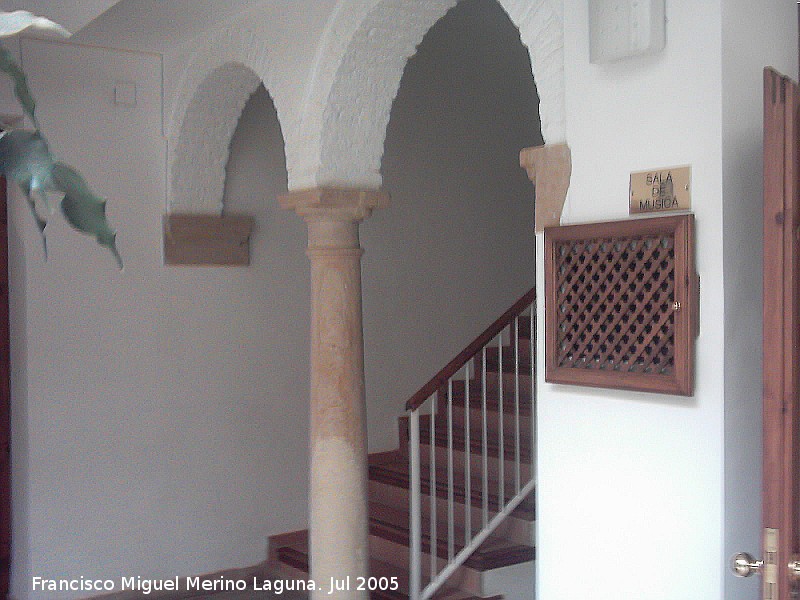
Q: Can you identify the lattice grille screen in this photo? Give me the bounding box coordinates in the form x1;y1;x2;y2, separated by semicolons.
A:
544;215;696;395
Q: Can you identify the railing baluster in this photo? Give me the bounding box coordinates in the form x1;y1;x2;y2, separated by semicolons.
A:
410;408;422;600
498;330;504;507
514;315;521;495
481;347;488;529
464;362;471;545
430;391;437;582
447;378;454;562
531;307;536;475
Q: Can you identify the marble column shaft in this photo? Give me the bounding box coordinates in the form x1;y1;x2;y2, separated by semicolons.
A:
280;188;389;600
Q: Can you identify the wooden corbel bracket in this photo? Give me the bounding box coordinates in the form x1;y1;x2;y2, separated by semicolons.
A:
163;213;255;266
520;143;572;232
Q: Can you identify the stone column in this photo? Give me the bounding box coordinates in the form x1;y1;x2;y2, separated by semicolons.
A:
280;188;389;600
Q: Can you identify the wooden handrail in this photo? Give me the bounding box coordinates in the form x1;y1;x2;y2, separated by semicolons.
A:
405;285;537;411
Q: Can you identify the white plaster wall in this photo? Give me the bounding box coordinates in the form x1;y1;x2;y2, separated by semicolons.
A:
9;40;309;599
9;170;31;600
5;29;32;600
361;0;542;452
721;3;797;600
536;2;726;598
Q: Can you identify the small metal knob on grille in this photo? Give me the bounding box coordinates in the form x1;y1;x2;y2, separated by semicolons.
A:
731;552;763;578
673;301;682;311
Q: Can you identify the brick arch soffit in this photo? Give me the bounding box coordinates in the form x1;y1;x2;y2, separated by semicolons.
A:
305;0;566;189
167;25;284;214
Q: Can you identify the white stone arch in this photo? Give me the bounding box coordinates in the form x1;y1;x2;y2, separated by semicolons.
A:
295;0;565;189
167;25;282;213
167;0;564;198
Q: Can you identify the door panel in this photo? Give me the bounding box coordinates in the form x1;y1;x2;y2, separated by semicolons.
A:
762;67;800;600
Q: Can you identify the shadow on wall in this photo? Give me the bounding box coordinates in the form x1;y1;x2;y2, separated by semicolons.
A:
362;0;545;452
219;82;311;543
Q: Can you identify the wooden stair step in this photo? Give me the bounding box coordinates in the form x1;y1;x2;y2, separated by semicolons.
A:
369;451;533;498
368;457;535;518
408;416;533;462
368;487;536;550
475;350;532;374
482;343;533;364
515;316;534;340
441;402;534;438
382;450;533;515
273;534;505;600
274;545;307;574
488;314;535;342
369;501;534;570
369;501;508;554
275;550;403;600
437;380;533;412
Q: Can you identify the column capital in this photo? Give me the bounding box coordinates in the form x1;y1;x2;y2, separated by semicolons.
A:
279;187;390;222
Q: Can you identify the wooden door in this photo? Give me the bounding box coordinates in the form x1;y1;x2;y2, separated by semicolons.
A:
0;177;9;598
761;67;800;600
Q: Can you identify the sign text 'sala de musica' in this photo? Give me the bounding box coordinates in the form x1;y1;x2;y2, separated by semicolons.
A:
630;165;691;214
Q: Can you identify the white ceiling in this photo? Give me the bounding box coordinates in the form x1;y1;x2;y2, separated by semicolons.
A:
0;0;123;35
2;0;268;53
73;0;268;53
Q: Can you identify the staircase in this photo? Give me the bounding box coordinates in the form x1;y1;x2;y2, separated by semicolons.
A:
268;287;537;599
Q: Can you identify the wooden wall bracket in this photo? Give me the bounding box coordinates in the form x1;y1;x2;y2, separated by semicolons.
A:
163;213;255;266
520;143;572;232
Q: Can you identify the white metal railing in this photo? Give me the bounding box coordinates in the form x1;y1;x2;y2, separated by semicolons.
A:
406;287;536;600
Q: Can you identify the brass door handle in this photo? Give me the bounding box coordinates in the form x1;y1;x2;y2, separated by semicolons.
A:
731;552;763;578
731;552;800;580
789;556;800;580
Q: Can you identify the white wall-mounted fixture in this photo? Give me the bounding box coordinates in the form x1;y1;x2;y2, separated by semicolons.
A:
589;0;666;64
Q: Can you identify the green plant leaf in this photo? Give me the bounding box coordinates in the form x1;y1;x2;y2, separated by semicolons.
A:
0;44;38;128
51;162;122;268
0;24;123;269
0;129;54;188
0;129;54;253
18;173;48;256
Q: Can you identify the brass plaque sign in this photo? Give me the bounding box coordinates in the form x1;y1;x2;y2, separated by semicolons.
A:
630;165;691;214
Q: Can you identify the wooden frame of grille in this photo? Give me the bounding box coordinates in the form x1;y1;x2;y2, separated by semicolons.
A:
544;215;696;396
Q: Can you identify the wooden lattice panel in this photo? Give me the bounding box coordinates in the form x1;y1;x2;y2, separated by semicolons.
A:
544;215;696;395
